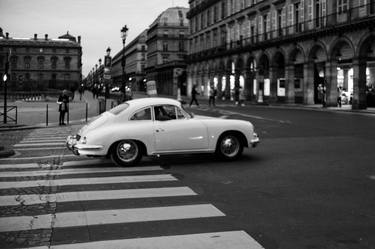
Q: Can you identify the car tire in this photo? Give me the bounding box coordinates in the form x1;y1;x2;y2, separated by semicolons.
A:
216;133;243;160
111;140;142;166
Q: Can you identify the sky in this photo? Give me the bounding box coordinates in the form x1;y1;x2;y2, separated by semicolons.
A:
0;0;189;76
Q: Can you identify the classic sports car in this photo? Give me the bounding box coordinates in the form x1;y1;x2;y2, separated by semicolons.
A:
67;97;259;166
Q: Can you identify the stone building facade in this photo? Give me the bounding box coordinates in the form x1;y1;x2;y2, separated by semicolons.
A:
187;0;375;109
145;7;189;96
112;29;148;92
0;28;82;91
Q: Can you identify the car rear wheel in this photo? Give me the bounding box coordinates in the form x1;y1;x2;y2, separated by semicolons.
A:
216;134;243;160
111;140;142;166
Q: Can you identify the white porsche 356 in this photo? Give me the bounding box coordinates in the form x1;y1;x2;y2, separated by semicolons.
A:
66;97;259;166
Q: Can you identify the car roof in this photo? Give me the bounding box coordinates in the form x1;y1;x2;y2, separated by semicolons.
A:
126;97;181;108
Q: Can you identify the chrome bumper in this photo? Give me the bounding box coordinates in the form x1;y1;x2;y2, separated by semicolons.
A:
250;132;260;148
66;135;104;156
66;135;80;155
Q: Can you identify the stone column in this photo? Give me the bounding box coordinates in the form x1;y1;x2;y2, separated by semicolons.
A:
234;70;240;102
325;60;339;107
269;66;278;103
303;61;315;105
285;64;295;104
352;58;367;109
244;69;254;101
225;71;231;100
217;72;223;97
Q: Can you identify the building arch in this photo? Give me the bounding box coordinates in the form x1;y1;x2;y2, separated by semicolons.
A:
308;41;328;62
329;36;355;62
288;45;306;64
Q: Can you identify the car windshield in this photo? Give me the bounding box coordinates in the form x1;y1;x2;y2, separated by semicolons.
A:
108;103;129;115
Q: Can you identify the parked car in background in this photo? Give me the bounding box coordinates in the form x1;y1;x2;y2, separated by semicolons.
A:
67;98;259;166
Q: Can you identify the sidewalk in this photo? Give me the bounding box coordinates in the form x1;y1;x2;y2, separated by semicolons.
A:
0;91;117;131
2;91;375;132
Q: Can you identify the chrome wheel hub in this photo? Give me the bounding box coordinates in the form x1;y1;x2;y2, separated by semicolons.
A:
117;141;138;162
220;136;239;157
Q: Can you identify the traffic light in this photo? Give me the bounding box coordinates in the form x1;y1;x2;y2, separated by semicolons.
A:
3;53;10;82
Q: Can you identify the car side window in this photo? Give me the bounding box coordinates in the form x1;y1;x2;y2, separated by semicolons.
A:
130;108;151;121
154;105;177;121
176;107;187;119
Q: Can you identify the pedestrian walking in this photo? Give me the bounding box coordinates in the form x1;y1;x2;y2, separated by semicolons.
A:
189;85;200;107
57;89;69;125
208;86;216;107
337;86;342;108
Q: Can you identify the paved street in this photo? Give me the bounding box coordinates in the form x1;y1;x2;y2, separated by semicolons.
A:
0;103;374;249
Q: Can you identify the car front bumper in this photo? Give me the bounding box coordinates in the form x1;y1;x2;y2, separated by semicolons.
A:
66;135;104;156
250;133;260;148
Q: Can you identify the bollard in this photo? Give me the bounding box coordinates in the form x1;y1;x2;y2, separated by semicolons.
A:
85;102;88;123
46;104;48;126
67;103;70;125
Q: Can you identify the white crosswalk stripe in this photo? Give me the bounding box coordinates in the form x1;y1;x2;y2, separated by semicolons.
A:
0;158;264;249
24;231;263;249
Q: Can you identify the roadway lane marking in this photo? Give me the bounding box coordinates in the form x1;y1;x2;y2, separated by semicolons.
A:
62;159;112;167
0;174;177;189
0;187;196;206
0;154;76;161
23;231;264;249
0;166;163;177
0;163;40;169
369;175;375;180
14;142;65;147
15;147;66;151
19;140;66;144
0;204;224;232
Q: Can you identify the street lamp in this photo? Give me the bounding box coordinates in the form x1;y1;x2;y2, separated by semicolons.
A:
121;25;129;101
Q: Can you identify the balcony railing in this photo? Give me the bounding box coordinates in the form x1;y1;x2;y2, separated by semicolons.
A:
189;3;375;59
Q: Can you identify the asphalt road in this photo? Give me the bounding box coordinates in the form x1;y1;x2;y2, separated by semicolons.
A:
0;104;374;249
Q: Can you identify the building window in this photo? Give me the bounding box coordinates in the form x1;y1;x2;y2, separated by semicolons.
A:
37;56;45;69
25;73;30;80
38;73;44;81
179;41;185;52
221;1;227;18
337;0;348;14
315;0;321;27
24;56;31;69
64;73;70;80
207;9;211;26
141;45;146;51
163;42;168;52
0;56;3;68
295;3;300;32
278;9;283;36
65;48;69;53
214;5;218;22
64;57;71;69
10;56;18;69
51;56;58;69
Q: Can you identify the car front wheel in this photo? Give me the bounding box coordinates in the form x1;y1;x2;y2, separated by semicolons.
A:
111;140;142;166
216;134;243;160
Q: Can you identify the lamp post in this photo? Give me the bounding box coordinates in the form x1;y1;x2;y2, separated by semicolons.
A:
121;25;129;102
104;47;111;106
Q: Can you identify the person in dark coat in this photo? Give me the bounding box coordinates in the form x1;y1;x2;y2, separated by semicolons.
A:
189;85;200;107
57;90;69;125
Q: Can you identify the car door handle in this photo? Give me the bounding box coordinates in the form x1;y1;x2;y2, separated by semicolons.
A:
155;128;165;132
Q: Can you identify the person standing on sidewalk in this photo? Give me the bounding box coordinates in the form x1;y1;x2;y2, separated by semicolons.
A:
189;84;200;107
239;86;246;106
208;85;216;107
57;90;69;125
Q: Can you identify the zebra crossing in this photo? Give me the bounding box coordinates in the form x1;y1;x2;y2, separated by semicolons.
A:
0;158;265;249
0;127;265;248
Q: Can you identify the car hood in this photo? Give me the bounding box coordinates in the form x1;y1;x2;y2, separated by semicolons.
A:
79;112;114;135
